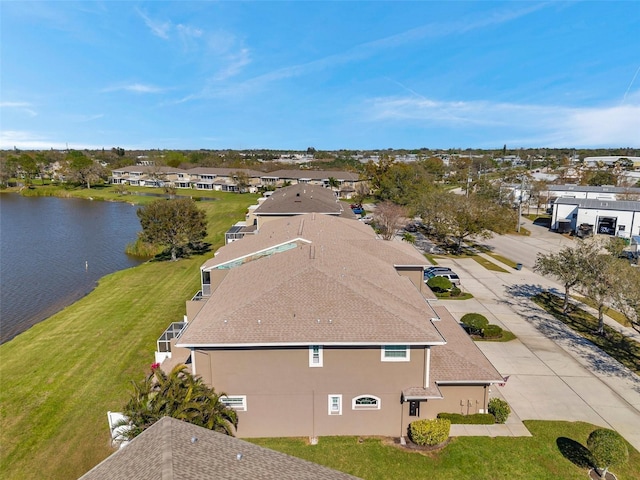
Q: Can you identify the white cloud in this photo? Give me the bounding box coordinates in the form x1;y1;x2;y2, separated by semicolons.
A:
136;8;170;39
213;48;251;81
102;83;165;94
1;101;37;117
364;95;640;148
211;2;549;97
177;24;203;38
0;131;104;150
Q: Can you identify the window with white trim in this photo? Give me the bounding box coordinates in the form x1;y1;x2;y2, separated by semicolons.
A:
328;395;342;415
381;345;410;362
309;345;323;367
352;395;381;410
220;395;247;411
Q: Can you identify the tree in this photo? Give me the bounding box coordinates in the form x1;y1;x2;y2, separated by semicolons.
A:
611;262;640;333
417;192;514;253
580;251;620;334
137;198;207;261
587;428;628;478
534;240;599;313
233;170;251;193
327;176;339;192
120;364;238;440
373;201;407;240
585;170;618;187
64;150;105;188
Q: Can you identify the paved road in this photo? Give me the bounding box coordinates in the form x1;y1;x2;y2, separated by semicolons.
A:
479;217;577;269
433;245;640;452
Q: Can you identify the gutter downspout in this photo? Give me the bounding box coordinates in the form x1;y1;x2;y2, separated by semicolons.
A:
424;347;431;388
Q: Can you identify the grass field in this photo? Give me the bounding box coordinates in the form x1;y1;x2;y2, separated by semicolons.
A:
251;421;640;480
0;189;258;479
533;292;640;376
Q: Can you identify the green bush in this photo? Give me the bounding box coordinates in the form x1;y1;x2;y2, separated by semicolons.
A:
483;324;503;338
450;286;461;297
427;276;453;292
408;418;451;446
488;398;511;424
587;428;629;476
461;313;489;335
437;413;495;424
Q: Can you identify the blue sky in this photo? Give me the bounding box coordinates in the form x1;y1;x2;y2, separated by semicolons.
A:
1;1;639;151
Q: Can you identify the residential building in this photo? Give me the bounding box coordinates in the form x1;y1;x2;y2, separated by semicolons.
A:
80;417;359;480
225;184;356;244
163;213;503;439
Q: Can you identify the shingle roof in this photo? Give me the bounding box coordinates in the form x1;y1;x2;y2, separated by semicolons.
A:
430;306;504;384
80;417;360;480
179;214;442;347
254;183;349;216
187;167;266;177
265;170;361;181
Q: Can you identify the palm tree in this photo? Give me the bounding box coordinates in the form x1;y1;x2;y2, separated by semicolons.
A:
327;176;339;192
119;364;237;440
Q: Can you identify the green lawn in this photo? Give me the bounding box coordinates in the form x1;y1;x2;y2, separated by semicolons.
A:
0;192;257;480
470;255;510;273
572;295;632;328
533;292;640;375
251;421;640;480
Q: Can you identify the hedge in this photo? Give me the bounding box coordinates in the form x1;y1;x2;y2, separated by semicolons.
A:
483;324;503;338
437;413;496;424
461;313;489;335
488;398;511;424
427;276;453;292
408;418;451;446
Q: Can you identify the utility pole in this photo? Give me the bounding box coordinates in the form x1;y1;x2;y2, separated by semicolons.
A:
517;175;525;233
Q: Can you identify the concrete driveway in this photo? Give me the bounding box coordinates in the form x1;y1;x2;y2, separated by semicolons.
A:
434;250;640;452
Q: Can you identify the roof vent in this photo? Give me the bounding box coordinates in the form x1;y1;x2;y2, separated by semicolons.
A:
191;437;198;444
236;453;243;460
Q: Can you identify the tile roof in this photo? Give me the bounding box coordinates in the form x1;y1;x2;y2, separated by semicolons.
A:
80;417;360;480
179;214;442;347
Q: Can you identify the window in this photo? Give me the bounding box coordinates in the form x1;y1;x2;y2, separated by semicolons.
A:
309;345;323;367
352;395;381;410
220;395;247;411
328;395;342;415
381;345;410;362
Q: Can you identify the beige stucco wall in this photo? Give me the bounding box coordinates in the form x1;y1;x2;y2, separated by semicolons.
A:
192;345;492;438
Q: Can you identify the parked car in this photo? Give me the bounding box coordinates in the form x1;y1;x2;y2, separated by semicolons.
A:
424;267;453;278
425;270;461;285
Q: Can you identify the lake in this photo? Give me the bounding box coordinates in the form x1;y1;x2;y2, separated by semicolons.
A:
0;194;144;343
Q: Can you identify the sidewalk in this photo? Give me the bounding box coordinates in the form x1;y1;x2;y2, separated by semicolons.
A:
449;390;532;437
474;249;640;344
436;255;640;451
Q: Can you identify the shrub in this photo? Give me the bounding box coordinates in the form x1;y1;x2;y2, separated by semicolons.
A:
587;428;629;477
408;418;450;446
450;286;461;297
461;313;489;335
488;398;510;424
483;324;503;338
437;413;495;424
427;276;453;293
